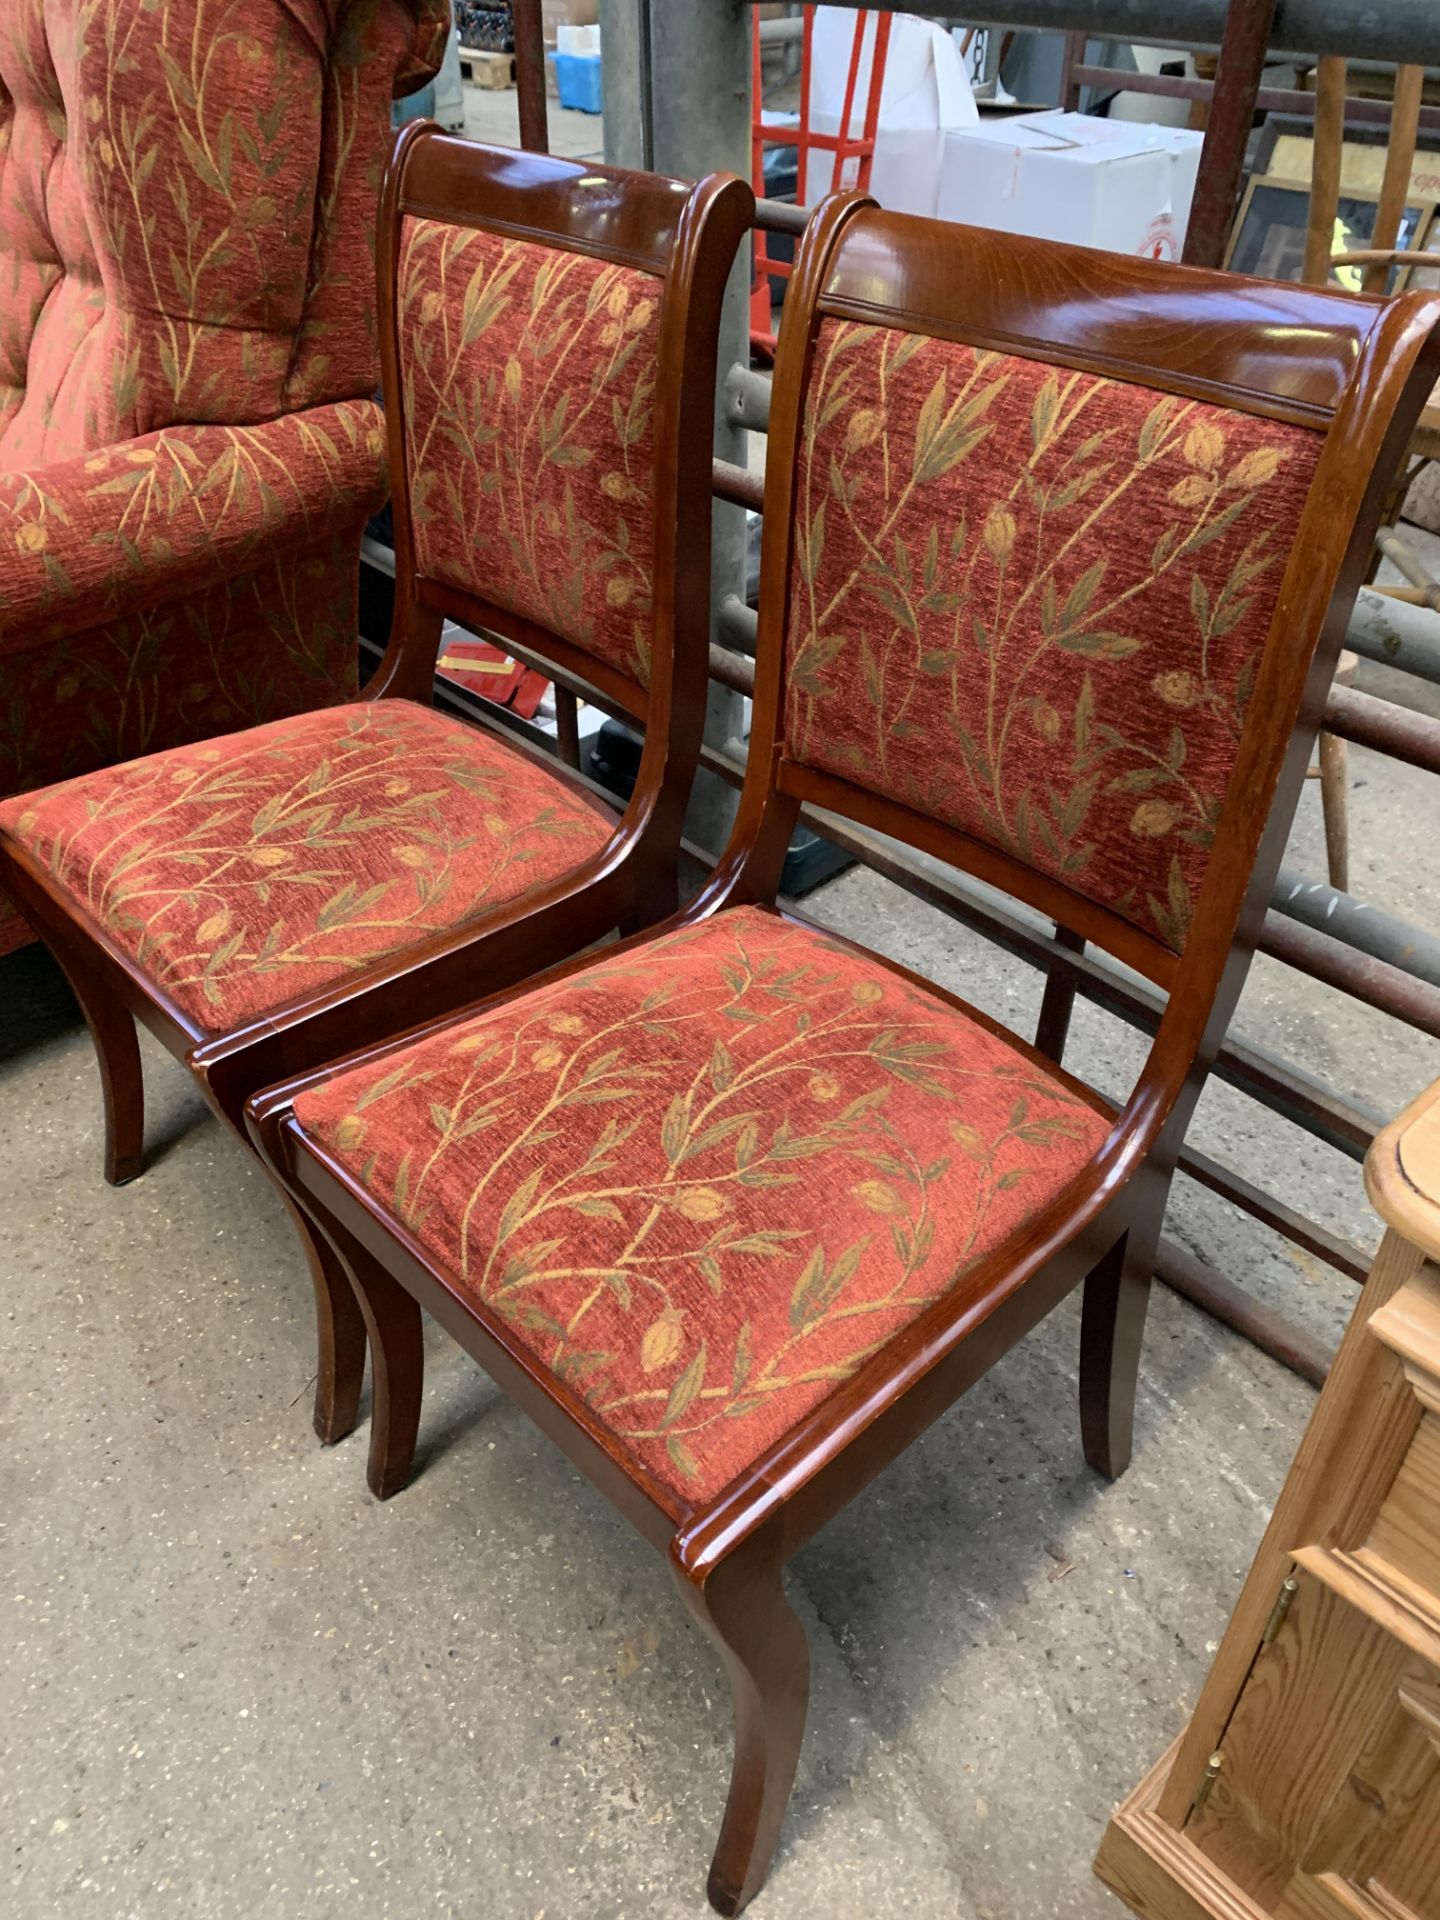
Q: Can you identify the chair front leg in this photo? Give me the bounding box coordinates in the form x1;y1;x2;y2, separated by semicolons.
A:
671;1531;810;1916
321;1217;425;1501
275;1192;368;1445
0;868;146;1185
1078;1217;1159;1482
62;944;145;1187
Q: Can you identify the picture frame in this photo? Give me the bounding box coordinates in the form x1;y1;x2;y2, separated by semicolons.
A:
1249;111;1440;207
1224;174;1437;295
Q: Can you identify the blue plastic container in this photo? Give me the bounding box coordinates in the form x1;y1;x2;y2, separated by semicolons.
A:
554;50;602;114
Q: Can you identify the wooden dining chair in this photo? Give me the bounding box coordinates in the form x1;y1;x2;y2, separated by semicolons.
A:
0;130;752;1448
245;194;1440;1912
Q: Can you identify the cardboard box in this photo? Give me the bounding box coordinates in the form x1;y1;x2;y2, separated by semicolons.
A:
937;111;1204;260
807;9;978;219
541;0;597;49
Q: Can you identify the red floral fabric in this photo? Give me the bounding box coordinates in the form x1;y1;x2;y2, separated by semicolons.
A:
0;402;387;657
0;403;388;958
0;1;445;955
785;320;1323;950
399;218;663;687
0;701;617;1030
294;907;1111;1506
0;529;365;961
0;0;445;463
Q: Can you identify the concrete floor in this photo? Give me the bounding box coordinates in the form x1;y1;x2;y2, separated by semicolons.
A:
461;74;605;161
0;935;1317;1920
4;71;1440;1920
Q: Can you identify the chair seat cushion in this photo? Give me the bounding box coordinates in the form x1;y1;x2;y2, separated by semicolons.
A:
293;907;1112;1508
0;700;615;1031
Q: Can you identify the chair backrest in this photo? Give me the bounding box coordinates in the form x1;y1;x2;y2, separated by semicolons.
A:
729;196;1440;1032
369;131;752;769
0;0;445;468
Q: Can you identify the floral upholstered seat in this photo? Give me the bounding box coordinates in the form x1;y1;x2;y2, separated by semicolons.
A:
0;702;616;1031
291;906;1112;1503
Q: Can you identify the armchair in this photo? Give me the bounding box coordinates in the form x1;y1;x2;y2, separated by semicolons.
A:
0;0;447;954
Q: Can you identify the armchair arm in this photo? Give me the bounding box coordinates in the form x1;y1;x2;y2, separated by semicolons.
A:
0;399;388;659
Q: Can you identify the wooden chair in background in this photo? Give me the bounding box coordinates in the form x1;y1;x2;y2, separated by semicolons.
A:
0;133;752;1448
247;202;1440;1909
1302;57;1430;891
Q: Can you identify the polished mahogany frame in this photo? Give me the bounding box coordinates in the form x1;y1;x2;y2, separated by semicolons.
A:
0;131;752;1444
253;197;1440;1913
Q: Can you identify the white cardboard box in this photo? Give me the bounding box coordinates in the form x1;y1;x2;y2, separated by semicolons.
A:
806;9;978;219
937;111;1204;260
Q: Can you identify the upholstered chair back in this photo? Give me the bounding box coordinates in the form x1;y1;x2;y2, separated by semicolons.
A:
0;0;447;468
381;142;726;713
780;316;1323;961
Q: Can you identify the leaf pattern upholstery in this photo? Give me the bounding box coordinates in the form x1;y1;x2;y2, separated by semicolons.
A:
0;401;388;658
399;219;663;687
0;0;447;461
293;908;1110;1505
785;320;1324;950
0;0;445;956
0;700;616;1030
0;527;369;961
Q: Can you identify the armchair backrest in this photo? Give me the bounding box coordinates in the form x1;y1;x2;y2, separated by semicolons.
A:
0;0;446;468
728;198;1440;1032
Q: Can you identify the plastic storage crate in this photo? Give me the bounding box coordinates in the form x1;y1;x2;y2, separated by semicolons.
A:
554;50;601;113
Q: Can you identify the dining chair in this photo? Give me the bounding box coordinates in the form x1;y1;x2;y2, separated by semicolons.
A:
245;193;1440;1911
0;129;752;1449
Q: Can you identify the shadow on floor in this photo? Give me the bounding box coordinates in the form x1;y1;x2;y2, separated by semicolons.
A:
0;941;81;1063
0;938;212;1168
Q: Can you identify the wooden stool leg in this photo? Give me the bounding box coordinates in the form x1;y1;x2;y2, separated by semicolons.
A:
328;1227;424;1501
672;1539;810;1916
1318;647;1358;893
1079;1229;1154;1482
1318;729;1349;893
276;1194;367;1445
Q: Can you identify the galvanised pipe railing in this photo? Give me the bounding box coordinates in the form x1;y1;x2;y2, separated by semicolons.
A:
811;1;1440;66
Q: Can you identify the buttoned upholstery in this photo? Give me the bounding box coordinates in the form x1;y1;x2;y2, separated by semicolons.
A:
0;0;447;955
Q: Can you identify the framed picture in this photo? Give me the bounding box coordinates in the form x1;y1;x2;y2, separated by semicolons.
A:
1249;112;1440;207
1225;175;1436;294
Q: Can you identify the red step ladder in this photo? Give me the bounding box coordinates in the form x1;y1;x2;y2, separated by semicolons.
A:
751;8;892;355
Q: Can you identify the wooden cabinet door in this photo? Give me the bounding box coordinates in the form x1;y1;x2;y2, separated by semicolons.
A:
1185;1569;1440;1920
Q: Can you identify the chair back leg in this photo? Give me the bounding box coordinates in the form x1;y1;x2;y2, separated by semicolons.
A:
1079;1215;1161;1482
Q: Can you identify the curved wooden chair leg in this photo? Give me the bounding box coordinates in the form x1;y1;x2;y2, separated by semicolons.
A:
60;953;144;1186
277;1195;367;1445
328;1227;425;1501
671;1539;810;1916
1079;1228;1154;1482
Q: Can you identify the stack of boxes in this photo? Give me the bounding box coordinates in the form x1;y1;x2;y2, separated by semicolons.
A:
542;0;600;109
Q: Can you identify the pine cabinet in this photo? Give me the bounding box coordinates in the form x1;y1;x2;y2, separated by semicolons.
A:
1096;1080;1440;1920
